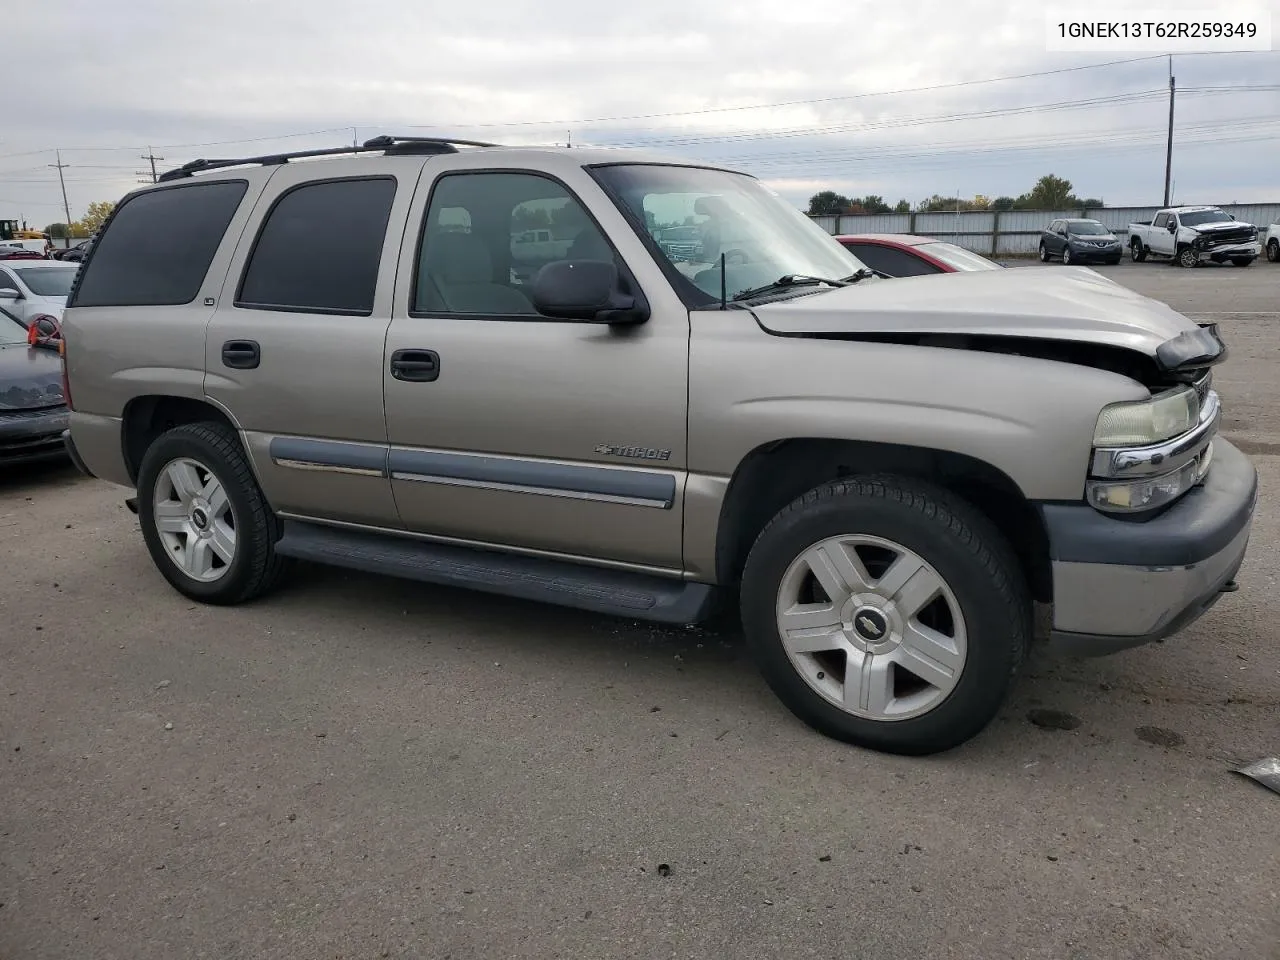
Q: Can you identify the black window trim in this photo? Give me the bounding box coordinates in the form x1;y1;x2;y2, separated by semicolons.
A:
407;167;646;323
234;174;398;318
66;177;250;309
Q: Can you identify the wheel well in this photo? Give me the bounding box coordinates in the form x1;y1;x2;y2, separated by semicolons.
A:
121;395;236;483
714;438;1053;603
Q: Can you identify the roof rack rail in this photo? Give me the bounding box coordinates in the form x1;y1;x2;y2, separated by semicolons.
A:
156;135;501;183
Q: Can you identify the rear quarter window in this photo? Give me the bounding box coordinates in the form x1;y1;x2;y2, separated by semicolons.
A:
69;179;248;307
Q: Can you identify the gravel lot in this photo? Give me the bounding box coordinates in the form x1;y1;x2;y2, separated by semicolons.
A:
3;259;1279;960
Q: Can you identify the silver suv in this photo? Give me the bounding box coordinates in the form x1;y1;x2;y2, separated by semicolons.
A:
60;135;1257;755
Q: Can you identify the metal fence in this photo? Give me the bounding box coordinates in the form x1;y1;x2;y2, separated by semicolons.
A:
810;204;1280;256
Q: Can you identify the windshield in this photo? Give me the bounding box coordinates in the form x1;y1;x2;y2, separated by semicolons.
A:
0;311;27;344
591;164;864;304
916;242;1003;271
13;266;77;297
1178;209;1230;227
1066;221;1109;235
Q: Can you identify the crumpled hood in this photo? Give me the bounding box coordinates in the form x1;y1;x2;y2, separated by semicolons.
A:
751;265;1200;358
0;343;65;411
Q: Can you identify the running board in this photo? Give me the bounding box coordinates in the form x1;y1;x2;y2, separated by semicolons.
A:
273;520;717;625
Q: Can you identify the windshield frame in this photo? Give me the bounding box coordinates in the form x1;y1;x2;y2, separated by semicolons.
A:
586;161;866;309
12;266;78;297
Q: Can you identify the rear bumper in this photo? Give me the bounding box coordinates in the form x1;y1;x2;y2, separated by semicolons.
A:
1039;438;1257;656
62;427;95;478
0;406;69;465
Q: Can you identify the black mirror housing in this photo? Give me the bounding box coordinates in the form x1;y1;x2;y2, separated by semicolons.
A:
531;260;649;325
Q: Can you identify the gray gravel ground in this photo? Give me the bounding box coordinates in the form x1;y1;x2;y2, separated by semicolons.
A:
3;258;1279;960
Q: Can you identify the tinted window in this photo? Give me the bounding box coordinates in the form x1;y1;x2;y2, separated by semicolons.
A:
70;180;247;307
1153;213;1169;228
414;172;616;317
0;268;16;291
238;177;396;315
845;242;940;277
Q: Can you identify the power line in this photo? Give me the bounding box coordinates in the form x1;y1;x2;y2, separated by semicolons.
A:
139;147;165;184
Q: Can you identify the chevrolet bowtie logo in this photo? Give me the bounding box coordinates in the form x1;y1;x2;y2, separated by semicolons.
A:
857;615;884;638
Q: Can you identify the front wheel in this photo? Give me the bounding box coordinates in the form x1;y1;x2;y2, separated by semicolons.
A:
1130;239;1147;262
1177;246;1199;268
137;421;290;604
1267;239;1279;262
740;477;1030;755
1038;242;1048;262
1061;246;1072;265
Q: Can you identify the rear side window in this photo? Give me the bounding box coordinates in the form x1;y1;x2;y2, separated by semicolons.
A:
70;180;248;307
237;177;396;315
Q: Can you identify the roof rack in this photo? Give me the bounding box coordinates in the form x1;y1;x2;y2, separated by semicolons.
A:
156;135;501;183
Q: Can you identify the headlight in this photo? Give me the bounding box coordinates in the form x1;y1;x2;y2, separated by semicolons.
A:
1087;443;1213;513
1093;386;1199;447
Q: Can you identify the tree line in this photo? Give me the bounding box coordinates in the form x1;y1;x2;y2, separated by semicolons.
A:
807;175;1102;216
42;201;116;239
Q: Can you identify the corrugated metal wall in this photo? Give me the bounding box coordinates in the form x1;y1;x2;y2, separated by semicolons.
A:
812;204;1280;256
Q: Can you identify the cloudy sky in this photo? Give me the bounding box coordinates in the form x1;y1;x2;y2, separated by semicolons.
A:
4;0;1278;227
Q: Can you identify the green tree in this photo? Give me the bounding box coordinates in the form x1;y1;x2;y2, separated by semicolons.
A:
44;222;71;239
1015;175;1075;210
807;191;851;216
1079;197;1104;209
72;200;115;236
850;195;891;214
990;197;1016;211
893;199;911;213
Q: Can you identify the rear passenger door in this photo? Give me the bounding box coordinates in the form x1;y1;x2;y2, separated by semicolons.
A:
204;158;422;528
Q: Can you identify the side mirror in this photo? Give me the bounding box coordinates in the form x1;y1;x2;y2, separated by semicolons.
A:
1168;222;1178;232
531;260;649;325
0;289;20;300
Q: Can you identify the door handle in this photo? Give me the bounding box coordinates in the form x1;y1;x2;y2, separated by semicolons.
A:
390;349;440;383
221;340;260;370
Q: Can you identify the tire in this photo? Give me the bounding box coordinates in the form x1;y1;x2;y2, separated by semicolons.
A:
739;477;1030;756
1176;246;1200;268
1130;239;1147;262
1038;242;1048;262
136;420;290;605
1062;246;1073;265
1230;257;1254;268
1267;239;1279;263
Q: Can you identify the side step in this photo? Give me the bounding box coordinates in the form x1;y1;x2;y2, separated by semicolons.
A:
273;520;718;625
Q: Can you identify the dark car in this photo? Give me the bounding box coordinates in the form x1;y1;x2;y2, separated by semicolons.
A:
1039;218;1123;265
835;233;1004;277
0;305;68;465
55;238;93;262
0;243;46;262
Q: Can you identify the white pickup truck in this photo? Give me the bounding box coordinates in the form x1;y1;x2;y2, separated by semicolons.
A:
1263;218;1279;263
1128;206;1260;268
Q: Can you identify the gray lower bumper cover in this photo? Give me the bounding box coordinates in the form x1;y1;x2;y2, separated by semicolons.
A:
1038;438;1257;656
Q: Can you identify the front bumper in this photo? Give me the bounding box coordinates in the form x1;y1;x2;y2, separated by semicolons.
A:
1068;243;1123;262
1195;241;1260;262
1039;438;1257;656
0;406;70;465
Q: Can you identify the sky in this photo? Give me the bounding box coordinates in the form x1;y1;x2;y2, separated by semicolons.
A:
3;0;1279;227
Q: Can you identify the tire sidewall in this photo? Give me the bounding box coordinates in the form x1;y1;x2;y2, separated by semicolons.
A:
740;486;1024;754
1178;246;1197;268
137;428;264;601
1268;240;1279;262
1038;242;1047;262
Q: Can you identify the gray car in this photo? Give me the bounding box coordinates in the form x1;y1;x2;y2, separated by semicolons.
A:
1039;218;1123;265
0;305;68;465
59;136;1256;756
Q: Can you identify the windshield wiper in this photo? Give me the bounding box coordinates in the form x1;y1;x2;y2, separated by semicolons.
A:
843;268;886;283
731;274;849;302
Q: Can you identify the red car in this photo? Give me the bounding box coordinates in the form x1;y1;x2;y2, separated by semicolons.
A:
836;233;1003;277
0;244;46;261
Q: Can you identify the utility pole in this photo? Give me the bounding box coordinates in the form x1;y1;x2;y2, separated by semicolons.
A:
352;127;358;149
1163;56;1175;207
49;150;72;231
137;146;165;185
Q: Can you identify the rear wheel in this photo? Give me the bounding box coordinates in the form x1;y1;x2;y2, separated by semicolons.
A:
1061;245;1072;265
1038;242;1048;262
1267;239;1279;262
1130;239;1147;262
739;477;1030;755
137;421;290;604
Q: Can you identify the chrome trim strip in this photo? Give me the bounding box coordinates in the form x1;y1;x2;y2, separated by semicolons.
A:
387;447;677;508
1091;390;1220;480
389;470;672;509
273;511;687;578
274;458;385;478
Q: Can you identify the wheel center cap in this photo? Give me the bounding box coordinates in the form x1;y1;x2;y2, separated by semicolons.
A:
851;607;890;644
191;507;209;530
